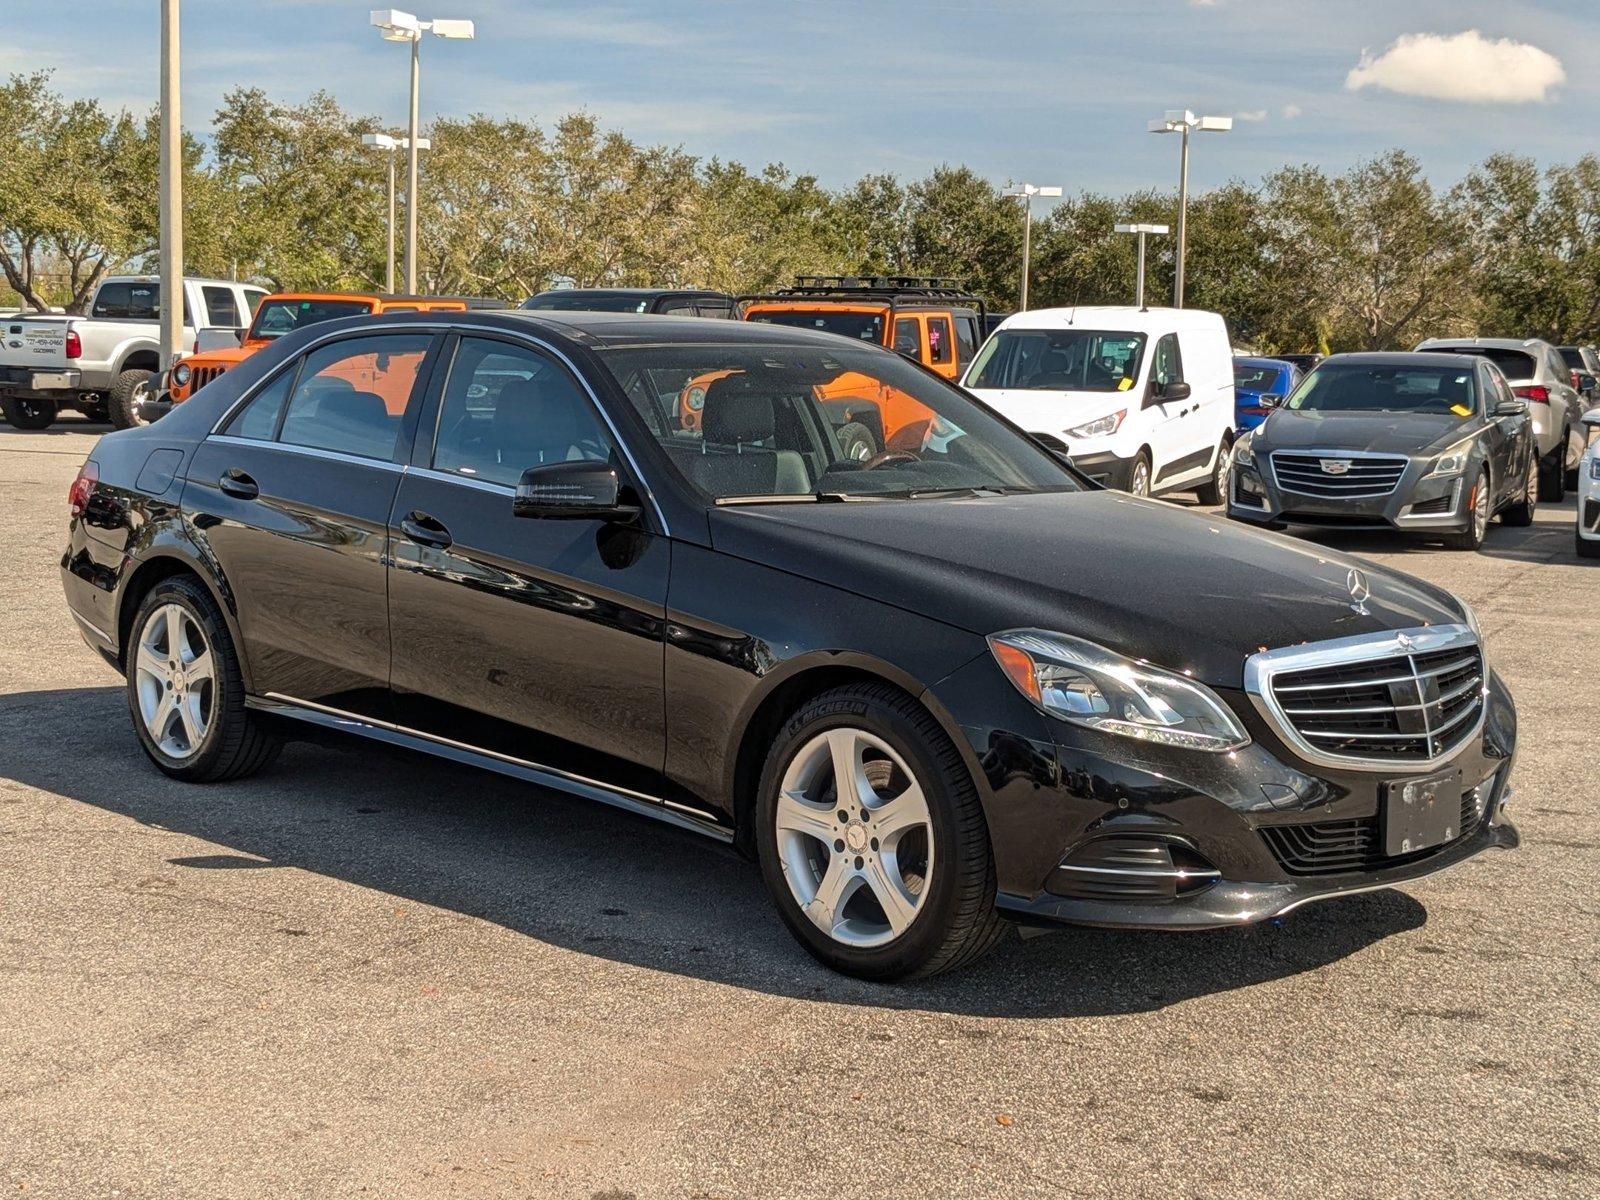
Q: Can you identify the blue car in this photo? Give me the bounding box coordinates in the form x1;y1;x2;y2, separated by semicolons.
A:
1233;356;1301;430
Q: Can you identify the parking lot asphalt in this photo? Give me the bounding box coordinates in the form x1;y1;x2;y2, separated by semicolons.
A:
1;417;1596;1200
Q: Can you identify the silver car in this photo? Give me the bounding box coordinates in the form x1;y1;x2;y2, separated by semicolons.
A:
1416;336;1585;500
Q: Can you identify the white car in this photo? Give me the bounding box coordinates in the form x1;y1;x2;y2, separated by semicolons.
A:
1578;407;1600;559
962;306;1236;501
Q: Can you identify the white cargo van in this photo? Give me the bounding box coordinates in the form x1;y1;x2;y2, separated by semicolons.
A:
963;306;1236;501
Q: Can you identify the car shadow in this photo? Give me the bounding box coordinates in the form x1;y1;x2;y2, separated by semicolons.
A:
0;686;1428;1018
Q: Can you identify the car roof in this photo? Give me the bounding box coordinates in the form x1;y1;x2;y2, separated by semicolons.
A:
1234;355;1295;368
995;305;1226;334
525;287;727;300
1417;336;1550;352
1320;351;1492;368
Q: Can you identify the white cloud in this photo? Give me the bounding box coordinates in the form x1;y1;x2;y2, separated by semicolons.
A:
1282;103;1302;119
1345;30;1565;104
1235;109;1267;122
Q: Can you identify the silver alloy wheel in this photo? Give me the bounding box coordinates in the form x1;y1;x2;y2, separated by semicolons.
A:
133;603;215;759
1129;459;1151;497
127;379;153;426
774;727;934;949
1526;453;1539;507
1213;441;1231;502
1472;470;1491;541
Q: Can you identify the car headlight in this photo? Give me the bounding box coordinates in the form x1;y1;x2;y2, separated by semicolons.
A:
684;386;706;412
1065;409;1126;439
988;630;1250;753
1233;435;1255;467
1425;436;1477;479
171;363;191;387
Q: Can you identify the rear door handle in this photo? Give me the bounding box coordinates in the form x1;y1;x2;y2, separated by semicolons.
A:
400;510;452;549
218;468;258;500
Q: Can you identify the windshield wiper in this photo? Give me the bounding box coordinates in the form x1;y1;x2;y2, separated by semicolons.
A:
714;491;893;506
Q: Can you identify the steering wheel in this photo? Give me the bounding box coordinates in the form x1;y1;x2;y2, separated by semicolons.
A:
860;450;919;471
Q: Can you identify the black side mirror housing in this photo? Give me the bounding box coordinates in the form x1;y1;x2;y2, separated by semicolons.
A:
1148;379;1191;409
1493;398;1529;417
514;461;640;522
1579;372;1597;393
1258;392;1282;409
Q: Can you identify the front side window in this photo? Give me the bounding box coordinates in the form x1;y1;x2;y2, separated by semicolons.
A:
432;337;611;487
203;286;240;328
893;318;923;359
600;341;1078;502
1151;334;1183;388
276;334;431;460
1286;364;1477;416
967;329;1147;394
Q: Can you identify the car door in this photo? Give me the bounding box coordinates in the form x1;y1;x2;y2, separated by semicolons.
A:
387;332;670;794
1142;332;1193;484
183;330;438;719
924;315;958;379
1484;366;1531;503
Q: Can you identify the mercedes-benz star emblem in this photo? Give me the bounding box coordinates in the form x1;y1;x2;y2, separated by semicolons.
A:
1346;567;1371;615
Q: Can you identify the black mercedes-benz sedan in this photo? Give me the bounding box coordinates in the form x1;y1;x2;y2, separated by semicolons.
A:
1227;352;1539;550
60;312;1518;979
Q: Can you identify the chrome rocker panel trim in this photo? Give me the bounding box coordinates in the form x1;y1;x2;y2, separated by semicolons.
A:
247;693;733;843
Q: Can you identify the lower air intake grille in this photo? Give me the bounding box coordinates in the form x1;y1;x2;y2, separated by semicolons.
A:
1262;784;1488;877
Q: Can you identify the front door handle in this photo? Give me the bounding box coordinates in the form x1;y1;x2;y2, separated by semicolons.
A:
400;510;452;550
218;468;258;500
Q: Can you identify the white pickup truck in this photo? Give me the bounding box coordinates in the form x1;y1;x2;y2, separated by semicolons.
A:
0;275;266;429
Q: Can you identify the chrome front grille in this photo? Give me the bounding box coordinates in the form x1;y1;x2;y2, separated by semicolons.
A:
1245;625;1486;768
1269;451;1408;499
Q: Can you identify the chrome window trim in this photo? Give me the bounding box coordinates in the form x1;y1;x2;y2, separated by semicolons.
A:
1268;447;1411;500
407;464;514;497
208;433;406;474
1243;624;1488;772
208;319;669;535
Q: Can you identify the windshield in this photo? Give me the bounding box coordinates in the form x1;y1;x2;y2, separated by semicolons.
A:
966;329;1146;393
251;299;374;340
523;293;653;313
598;341;1078;502
1425;346;1535;382
745;309;886;344
1286;364;1478;417
1234;363;1285;392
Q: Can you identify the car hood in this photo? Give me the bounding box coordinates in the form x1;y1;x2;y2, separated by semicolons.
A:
1253;409;1473;456
965;387;1134;436
707;490;1467;688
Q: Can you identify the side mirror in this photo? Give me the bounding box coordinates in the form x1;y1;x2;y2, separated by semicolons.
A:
1493;398;1529;418
1582;407;1600;429
1258;393;1283;409
194;326;243;352
1157;380;1192;403
514;461;640;522
1580;373;1597;394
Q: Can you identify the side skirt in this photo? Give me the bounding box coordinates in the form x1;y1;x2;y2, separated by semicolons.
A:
246;693;734;844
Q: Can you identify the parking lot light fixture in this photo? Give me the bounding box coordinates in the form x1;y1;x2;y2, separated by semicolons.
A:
362;132;431;294
1113;222;1170;310
1003;183;1063;312
1147;110;1232;308
370;9;475;294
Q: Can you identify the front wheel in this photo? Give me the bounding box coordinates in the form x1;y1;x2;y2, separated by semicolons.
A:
755;683;1008;980
1539;434;1568;502
1443;468;1491;551
1193;435;1234;505
108;368;155;429
1499;452;1537;527
1125;450;1153;498
1;396;59;430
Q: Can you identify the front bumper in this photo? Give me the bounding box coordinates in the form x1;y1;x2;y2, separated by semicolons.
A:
136;393;174;423
1226;451;1468;533
1066;449;1136;490
0;365;82;395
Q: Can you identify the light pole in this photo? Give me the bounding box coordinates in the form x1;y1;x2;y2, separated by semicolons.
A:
1002;183;1062;311
370;9;475;294
1113;223;1169;310
1146;110;1231;308
362;132;431;294
158;0;183;369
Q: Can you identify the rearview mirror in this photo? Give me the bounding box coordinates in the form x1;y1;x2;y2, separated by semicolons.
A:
514;461;640;521
1583;407;1600;429
194;326;243;352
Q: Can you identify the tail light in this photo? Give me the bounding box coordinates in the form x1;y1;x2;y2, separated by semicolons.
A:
1513;385;1550;403
65;329;82;359
68;461;99;516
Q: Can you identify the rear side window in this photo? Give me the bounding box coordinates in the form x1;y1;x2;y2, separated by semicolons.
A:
926;316;953;365
954;316;978;361
276;334;431;461
203;286;240;328
225;369;294;440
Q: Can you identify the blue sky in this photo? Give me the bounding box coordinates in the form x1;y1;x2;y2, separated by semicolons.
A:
7;1;1596;194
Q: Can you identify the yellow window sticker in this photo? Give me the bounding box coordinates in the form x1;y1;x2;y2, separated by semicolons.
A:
1450;403;1471;417
1117;377;1133;391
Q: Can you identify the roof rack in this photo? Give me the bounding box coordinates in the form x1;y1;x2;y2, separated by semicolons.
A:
737;275;986;320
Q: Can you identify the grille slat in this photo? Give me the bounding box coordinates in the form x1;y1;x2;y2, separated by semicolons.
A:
1262;786;1488;876
1270;451;1409;499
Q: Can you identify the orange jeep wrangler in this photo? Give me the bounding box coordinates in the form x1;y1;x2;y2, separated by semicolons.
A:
155;292;499;417
679;277;988;460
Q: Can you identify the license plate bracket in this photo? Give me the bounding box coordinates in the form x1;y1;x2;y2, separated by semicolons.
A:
1384;769;1462;857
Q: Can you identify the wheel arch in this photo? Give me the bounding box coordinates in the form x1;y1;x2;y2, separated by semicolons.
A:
724;652;988;858
116;546;254;692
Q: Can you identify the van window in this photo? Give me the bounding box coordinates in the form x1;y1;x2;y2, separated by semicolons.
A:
967;329;1146;393
926;316;953;365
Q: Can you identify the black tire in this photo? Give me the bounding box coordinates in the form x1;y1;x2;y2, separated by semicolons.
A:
1442;468;1490;551
1125;449;1153;498
755;682;1009;980
1538;434;1567;502
108;368;155;429
835;420;877;463
125;574;281;782
1193;435;1234;506
2;395;59;430
1499;451;1537;527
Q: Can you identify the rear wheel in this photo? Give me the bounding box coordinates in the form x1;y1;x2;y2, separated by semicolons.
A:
755;683;1008;980
1539;433;1568;502
1443;468;1491;551
1194;435;1233;505
126;575;281;781
1126;450;1152;498
1499;451;1537;527
1;396;58;430
108;368;155;429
